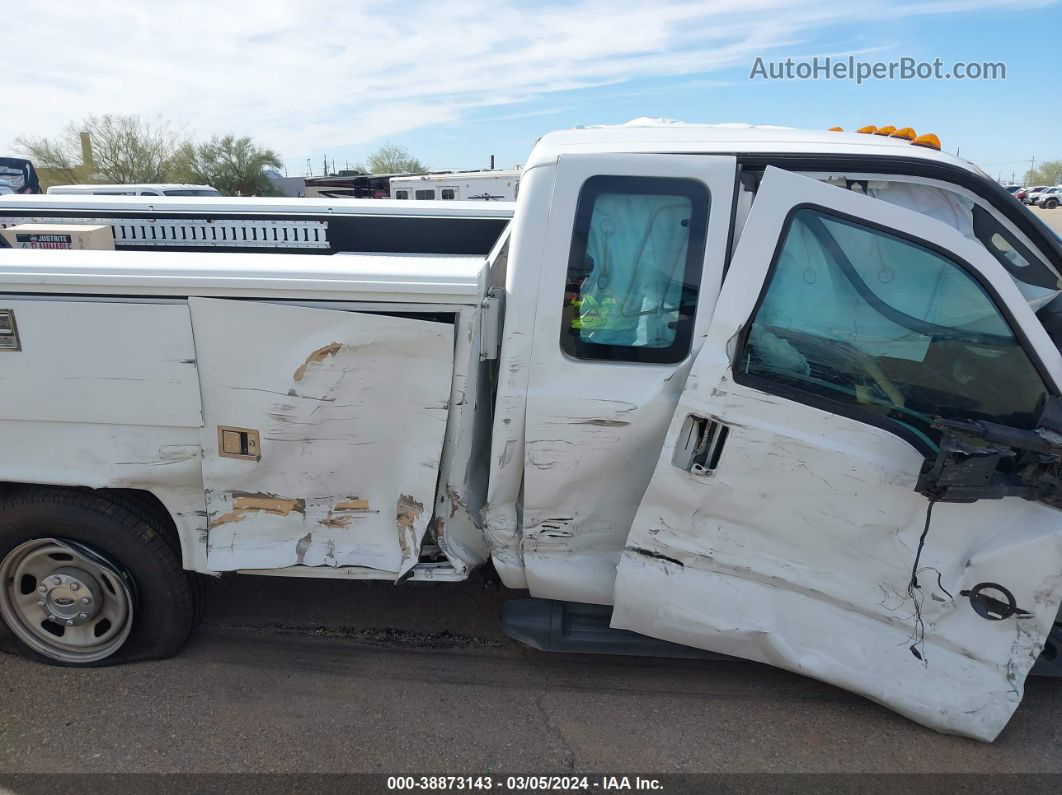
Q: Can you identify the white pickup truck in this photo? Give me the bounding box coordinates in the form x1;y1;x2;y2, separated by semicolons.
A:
2;121;1062;742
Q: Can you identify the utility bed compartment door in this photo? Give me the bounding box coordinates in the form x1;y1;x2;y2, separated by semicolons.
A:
613;168;1062;741
190;297;454;576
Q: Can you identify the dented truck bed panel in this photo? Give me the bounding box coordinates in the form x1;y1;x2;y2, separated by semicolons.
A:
612;169;1062;741
190;297;455;577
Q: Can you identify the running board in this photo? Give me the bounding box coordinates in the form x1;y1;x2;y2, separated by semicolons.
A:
503;599;1062;674
502;598;732;660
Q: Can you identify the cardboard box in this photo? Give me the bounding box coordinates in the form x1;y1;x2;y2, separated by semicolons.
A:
1;223;115;251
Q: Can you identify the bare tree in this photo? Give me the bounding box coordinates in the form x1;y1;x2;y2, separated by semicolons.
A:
364;143;425;174
175;135;282;196
17;114;186;184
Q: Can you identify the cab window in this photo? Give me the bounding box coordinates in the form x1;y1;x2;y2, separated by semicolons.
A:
561;175;709;364
737;207;1049;449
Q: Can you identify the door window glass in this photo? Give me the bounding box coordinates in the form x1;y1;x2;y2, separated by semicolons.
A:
441;188;455;200
738;208;1049;448
561;175;709;364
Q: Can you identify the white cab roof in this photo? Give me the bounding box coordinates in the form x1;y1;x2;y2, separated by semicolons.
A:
0;248;487;305
0;194;516;218
525;120;983;175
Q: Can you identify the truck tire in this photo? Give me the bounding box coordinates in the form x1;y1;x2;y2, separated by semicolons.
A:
0;488;198;666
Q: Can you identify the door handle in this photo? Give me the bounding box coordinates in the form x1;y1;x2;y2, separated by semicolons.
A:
672;415;729;475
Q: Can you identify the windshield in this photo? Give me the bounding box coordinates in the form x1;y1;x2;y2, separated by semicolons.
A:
163;189;221;196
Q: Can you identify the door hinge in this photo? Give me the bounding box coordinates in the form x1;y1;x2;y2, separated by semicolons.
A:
480;287;504;361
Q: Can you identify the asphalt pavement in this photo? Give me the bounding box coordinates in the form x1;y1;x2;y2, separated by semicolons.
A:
1;574;1061;775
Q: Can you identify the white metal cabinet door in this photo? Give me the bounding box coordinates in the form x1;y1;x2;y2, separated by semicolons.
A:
612;167;1062;741
189;297;454;577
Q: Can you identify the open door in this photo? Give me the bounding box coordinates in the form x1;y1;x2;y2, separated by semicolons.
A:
612;167;1062;741
190;297;454;577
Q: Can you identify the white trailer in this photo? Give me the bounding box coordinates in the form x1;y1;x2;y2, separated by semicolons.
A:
390;170;519;201
2;122;1062;742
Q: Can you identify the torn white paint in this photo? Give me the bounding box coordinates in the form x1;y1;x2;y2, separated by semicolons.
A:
190;297;454;578
612;169;1062;741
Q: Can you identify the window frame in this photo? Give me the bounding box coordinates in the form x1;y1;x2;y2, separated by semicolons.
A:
732;202;1058;455
559;174;710;365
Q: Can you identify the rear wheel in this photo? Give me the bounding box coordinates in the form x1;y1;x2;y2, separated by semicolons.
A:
0;489;198;666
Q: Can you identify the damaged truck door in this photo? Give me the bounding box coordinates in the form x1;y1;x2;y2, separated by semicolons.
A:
612;167;1062;741
191;297;454;577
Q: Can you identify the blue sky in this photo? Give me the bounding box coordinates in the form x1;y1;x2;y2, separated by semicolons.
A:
3;0;1058;181
412;2;1061;178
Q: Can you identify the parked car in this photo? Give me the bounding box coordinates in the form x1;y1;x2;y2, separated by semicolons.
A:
1024;185;1051;204
46;183;221;197
1037;186;1062;209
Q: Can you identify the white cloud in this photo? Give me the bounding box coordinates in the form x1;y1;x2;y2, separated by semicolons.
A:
0;0;1050;166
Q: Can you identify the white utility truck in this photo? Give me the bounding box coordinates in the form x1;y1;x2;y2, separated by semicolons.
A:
2;121;1062;743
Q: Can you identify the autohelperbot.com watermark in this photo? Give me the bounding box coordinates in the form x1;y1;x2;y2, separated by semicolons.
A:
749;56;1006;84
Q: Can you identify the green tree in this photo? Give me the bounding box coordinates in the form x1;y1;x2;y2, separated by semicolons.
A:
16;114;186;184
175;135;282;196
364;143;425;174
1024;160;1062;186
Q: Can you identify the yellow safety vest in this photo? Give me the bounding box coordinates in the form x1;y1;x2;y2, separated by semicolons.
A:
570;293;621;330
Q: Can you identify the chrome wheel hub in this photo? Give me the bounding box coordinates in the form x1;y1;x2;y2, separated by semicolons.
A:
39;566;102;625
0;538;133;663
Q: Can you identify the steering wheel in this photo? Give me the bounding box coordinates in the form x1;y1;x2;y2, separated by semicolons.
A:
857;355;906;408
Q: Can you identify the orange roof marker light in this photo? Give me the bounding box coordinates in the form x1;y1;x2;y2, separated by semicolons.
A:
856;125;877;134
873;125;897;136
890;127;917;141
827;126;844;132
912;132;942;150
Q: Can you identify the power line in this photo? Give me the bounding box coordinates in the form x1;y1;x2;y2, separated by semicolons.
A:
978;158;1035;166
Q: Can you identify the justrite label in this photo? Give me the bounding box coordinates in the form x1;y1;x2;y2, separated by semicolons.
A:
14;233;72;249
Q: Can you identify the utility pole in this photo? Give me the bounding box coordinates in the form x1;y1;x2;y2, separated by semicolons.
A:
323;156;328;177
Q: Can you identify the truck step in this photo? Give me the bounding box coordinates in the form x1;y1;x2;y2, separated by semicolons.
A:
503;599;1062;675
1032;622;1062;677
501;598;732;660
